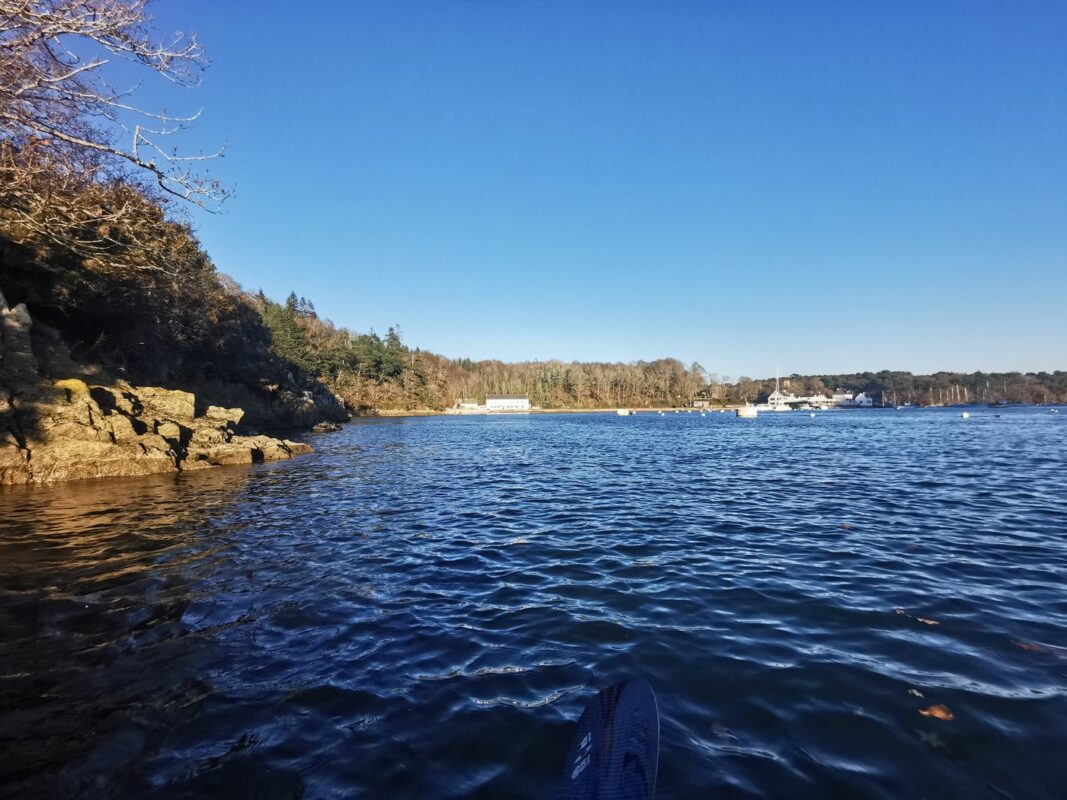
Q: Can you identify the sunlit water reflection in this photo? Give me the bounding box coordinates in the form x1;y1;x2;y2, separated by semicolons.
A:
1;408;1065;798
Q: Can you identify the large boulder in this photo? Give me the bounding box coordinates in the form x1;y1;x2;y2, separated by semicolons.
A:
90;385;141;416
186;442;258;467
28;441;178;483
203;405;244;427
189;425;227;446
283;440;313;456
133;387;196;421
154;421;184;442
108;413;146;442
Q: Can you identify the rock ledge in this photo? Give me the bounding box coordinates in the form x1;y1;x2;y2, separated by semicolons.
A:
0;293;312;486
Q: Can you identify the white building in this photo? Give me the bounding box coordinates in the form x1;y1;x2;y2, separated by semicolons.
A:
832;390;873;407
767;389;798;411
485;394;530;412
804;394;834;409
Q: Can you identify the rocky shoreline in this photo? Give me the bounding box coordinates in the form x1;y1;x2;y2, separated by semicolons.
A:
1;292;340;486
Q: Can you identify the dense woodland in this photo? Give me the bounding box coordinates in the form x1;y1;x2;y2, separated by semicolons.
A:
189;291;1067;409
1;1;1064;419
719;371;1067;407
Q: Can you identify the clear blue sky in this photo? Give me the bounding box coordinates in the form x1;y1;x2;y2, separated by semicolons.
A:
144;0;1065;377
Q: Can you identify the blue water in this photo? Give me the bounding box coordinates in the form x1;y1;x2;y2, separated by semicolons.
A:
1;408;1065;798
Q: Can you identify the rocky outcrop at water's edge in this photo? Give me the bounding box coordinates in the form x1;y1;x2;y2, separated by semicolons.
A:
0;291;324;485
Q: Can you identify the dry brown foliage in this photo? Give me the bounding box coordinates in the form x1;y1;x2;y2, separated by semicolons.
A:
919;705;954;721
0;0;227;269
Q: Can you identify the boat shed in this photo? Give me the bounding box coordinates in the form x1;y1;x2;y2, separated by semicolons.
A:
485;394;531;412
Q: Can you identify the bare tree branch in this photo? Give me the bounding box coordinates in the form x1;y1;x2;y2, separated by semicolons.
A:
0;0;229;270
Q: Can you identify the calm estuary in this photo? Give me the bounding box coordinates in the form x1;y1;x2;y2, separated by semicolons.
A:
1;408;1065;798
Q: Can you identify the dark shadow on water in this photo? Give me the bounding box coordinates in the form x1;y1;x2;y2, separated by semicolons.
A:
0;468;262;798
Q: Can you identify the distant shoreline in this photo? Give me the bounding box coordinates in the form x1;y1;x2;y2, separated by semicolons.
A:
375;406;762;418
359;404;1052;420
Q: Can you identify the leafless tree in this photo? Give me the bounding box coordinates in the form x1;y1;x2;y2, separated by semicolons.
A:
0;0;228;269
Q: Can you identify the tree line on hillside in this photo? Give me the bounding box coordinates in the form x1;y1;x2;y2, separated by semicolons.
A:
257;299;1067;409
254;294;710;410
710;371;1067;406
444;358;707;408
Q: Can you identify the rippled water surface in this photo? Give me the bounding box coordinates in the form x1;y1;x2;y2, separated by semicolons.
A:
2;408;1066;799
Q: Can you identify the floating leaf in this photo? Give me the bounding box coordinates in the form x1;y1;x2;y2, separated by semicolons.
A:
1013;641;1049;653
920;704;954;721
841;523;852;531
917;617;940;626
